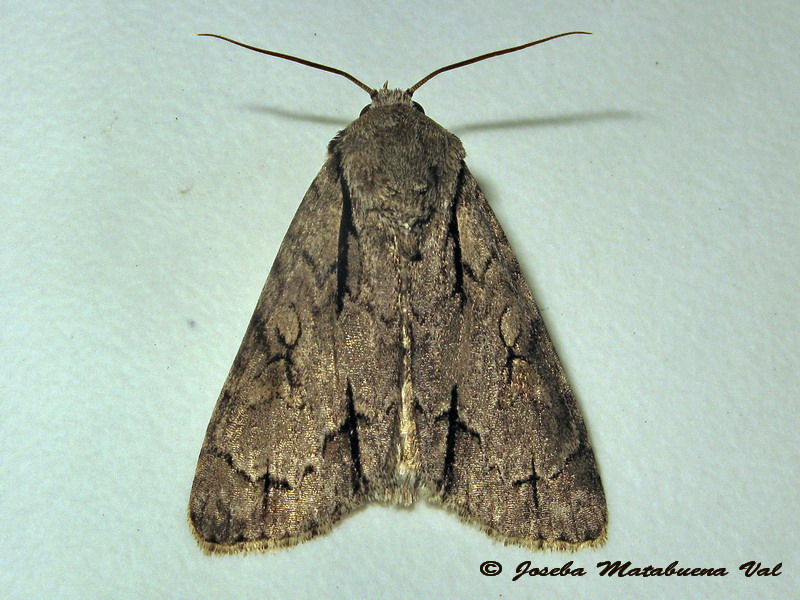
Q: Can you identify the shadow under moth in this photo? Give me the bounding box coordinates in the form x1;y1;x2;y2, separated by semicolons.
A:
189;32;607;553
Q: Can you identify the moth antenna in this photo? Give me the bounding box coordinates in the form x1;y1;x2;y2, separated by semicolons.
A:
199;33;376;96
407;31;591;95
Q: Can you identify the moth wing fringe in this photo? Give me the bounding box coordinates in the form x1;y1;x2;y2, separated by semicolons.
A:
428;495;607;551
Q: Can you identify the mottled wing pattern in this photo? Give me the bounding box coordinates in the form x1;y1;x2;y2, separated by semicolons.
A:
411;166;607;549
189;158;396;552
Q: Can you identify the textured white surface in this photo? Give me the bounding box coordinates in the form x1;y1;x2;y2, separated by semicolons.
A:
2;1;798;598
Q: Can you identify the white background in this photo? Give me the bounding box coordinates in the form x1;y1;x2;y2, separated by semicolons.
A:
2;1;798;598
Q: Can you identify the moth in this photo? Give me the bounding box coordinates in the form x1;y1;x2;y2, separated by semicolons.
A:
189;32;607;553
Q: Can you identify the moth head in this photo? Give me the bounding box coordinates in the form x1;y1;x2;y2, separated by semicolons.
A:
360;86;425;116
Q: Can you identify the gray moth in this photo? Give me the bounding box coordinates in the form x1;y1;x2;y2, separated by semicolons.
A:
189;33;607;553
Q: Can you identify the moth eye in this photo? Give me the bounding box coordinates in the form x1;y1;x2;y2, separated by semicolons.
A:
412;102;425;114
359;105;372;116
